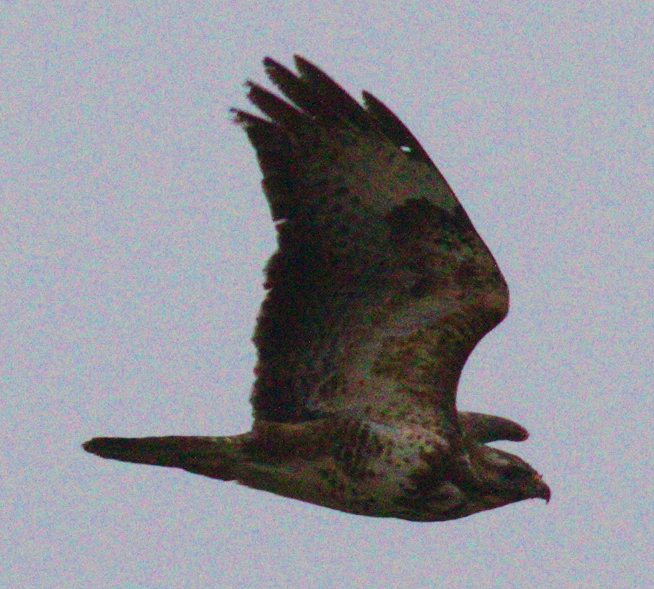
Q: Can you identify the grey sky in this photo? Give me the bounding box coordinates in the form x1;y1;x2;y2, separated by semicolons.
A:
2;2;652;588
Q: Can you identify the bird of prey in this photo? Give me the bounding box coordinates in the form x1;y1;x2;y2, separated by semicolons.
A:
84;56;550;521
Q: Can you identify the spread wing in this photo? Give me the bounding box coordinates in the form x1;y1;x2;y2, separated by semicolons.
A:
234;56;508;433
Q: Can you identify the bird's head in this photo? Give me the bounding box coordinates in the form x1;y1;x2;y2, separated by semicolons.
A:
470;445;551;510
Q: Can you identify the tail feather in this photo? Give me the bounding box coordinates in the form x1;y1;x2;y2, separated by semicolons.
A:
83;435;248;481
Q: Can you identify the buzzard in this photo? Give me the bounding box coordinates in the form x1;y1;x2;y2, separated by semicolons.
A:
84;56;550;521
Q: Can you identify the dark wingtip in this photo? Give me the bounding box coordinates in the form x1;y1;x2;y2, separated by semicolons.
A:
460;412;530;444
263;56;280;68
508;425;530;443
292;54;315;72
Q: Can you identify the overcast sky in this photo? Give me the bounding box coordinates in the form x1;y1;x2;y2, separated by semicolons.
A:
2;2;652;588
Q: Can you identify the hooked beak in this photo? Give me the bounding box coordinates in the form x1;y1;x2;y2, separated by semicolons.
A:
534;475;551;503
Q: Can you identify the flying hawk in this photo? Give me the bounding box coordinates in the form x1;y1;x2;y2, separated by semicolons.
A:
84;56;550;521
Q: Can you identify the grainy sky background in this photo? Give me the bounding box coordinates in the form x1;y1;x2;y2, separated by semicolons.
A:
2;2;652;588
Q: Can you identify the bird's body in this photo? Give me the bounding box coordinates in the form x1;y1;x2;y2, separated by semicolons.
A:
87;412;539;521
84;56;550;521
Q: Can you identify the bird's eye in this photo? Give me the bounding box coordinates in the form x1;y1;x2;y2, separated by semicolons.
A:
500;467;526;482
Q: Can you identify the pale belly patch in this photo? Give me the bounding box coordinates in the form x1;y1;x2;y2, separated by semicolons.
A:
235;421;460;519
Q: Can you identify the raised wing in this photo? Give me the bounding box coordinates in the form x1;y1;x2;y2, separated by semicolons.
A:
235;56;508;431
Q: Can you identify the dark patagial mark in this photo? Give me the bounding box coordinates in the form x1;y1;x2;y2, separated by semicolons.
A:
385;198;472;245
